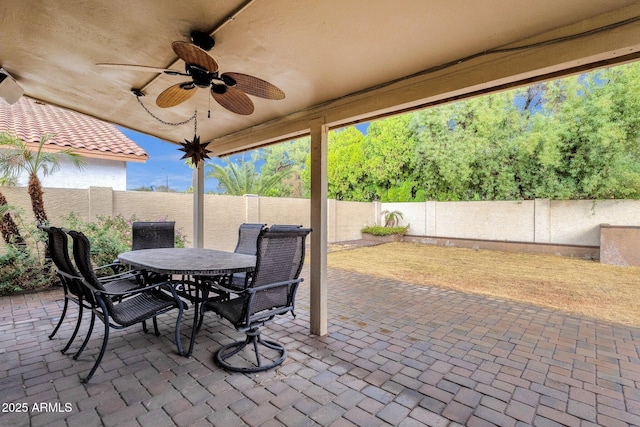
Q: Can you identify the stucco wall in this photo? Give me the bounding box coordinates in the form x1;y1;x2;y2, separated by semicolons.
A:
600;225;640;266
3;186;640;255
10;157;128;191
0;187;371;251
382;199;640;248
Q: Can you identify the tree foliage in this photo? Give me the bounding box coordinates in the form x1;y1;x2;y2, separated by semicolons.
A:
256;139;309;197
0;132;84;224
206;158;293;196
201;63;640;202
323;63;640;201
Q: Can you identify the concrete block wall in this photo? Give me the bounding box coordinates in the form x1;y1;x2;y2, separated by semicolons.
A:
0;187;372;251
386;199;640;248
2;186;639;263
600;225;640;266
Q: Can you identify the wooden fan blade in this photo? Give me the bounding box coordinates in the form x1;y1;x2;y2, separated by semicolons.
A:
172;41;218;73
96;63;179;74
223;72;285;100
211;86;254;115
156;82;198;108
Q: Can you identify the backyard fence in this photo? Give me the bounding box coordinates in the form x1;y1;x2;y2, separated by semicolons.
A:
2;186;640;262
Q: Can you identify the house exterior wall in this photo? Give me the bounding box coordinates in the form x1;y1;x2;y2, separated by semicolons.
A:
11;157;127;191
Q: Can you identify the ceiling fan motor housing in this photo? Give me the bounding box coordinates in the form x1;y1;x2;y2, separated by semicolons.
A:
190;31;215;51
187;64;213;88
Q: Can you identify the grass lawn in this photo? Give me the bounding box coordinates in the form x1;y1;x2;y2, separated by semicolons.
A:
327;242;640;327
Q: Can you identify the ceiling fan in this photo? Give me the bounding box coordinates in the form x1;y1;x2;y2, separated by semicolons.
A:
97;31;285;115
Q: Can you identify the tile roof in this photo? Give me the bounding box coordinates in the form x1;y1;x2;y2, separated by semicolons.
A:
0;98;147;162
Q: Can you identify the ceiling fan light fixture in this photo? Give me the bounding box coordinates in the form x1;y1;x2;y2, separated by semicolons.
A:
180;82;196;90
221;74;236;87
211;84;227;95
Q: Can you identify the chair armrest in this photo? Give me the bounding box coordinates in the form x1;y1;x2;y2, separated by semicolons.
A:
94;261;130;276
244;278;304;294
93;280;177;299
95;268;147;289
212;277;303;296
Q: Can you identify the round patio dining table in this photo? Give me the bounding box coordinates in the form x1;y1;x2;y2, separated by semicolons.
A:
118;248;256;357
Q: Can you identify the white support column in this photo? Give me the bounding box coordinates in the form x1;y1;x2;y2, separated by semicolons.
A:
309;117;328;336
192;161;205;248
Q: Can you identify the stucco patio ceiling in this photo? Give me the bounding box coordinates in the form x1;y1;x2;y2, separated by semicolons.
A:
3;0;640;156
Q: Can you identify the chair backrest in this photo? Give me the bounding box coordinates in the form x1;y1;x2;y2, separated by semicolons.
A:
234;223;266;256
250;228;311;314
132;221;175;251
67;230;111;307
39;226;85;298
40;226;78;277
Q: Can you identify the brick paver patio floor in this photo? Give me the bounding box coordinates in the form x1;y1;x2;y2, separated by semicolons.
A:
1;266;639;426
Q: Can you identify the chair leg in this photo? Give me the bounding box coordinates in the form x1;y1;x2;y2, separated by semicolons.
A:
196;298;208;331
49;295;69;339
61;303;83;354
73;312;95;360
152;317;160;336
83;311;109;383
186;299;201;357
174;302;184;356
215;328;287;373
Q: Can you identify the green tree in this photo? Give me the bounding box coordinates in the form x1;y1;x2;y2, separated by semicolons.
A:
409;64;640;201
206;158;293;196
364;115;421;201
324;126;374;201
527;64;640;199
410;104;478;200
0;132;84;225
256;138;310;198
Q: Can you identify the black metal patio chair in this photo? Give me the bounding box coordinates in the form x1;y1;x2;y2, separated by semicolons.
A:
227;223;266;290
205;226;312;373
194;222;265;292
40;226;140;356
191;223;266;331
66;229;185;382
228;224;302;290
131;221;175;250
118;221;176;284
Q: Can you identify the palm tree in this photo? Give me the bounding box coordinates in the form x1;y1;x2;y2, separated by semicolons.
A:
206;158;292;196
0;132;84;225
0;193;25;245
382;210;403;227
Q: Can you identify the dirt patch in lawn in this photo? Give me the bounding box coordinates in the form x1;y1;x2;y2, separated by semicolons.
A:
327;242;640;327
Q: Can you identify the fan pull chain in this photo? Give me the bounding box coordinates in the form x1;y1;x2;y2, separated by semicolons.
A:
134;93;197;128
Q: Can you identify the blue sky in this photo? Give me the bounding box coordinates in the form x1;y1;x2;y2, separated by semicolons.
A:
121;122;369;193
121;127;218;193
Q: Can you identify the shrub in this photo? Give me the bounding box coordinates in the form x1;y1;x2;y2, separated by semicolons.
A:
62;213;131;268
61;213;187;271
361;209;409;236
0;245;56;296
0;204;56;295
361;225;409;236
